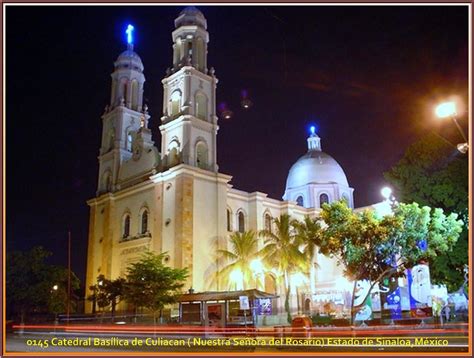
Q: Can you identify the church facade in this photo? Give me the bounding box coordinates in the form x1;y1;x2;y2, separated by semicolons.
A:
85;7;373;316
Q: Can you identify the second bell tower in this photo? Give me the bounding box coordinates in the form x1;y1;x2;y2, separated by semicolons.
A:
160;6;219;172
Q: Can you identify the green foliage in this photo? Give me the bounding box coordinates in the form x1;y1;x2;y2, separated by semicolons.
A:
259;214;308;323
293;216;324;262
316;200;463;324
318;200;463;284
319;201;402;283
217;231;260;290
6;246;80;321
393;203;463;268
124;251;188;320
384;133;468;289
88;275;126;316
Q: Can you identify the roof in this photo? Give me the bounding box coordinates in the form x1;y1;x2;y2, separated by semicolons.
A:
178;289;279;302
285;150;350;189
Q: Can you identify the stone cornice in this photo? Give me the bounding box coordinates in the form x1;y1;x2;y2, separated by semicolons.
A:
150;164;232;185
162;66;216;84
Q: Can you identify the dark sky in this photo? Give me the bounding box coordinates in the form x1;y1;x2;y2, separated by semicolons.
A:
5;5;469;284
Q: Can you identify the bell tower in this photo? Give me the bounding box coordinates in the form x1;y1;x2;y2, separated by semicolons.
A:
97;24;151;195
159;7;219;172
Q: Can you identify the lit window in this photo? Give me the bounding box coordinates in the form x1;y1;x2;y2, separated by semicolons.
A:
127;132;133;151
195;93;207;120
196;141;208;169
170;91;181;116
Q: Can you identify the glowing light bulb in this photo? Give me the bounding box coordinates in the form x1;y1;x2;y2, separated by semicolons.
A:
381;187;392;200
435;101;456;119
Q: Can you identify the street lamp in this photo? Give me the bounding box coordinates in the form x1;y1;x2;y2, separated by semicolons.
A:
435;101;468;153
381;187;392;201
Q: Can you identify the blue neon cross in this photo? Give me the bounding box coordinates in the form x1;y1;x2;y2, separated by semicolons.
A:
126;24;134;45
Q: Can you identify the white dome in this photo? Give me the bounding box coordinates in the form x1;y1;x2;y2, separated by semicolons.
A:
175;6;207;29
285;135;349;191
115;49;144;72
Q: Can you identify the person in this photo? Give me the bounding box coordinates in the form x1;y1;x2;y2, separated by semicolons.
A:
444;303;451;322
431;297;444;326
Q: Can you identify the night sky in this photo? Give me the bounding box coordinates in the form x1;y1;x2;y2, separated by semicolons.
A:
6;5;469;285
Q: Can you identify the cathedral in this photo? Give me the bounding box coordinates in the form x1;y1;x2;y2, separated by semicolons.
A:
85;7;381;317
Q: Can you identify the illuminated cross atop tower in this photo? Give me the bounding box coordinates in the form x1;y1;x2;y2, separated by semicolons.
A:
126;24;134;50
96;24;151;195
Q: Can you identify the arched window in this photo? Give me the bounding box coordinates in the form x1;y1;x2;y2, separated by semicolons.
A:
122;80;128;105
168;140;180;167
126;132;133;151
131;80;138;110
196;37;205;70
170;90;181;117
195;141;208;169
102;171;112;192
296;196;304;207
320;193;329;207
123;214;130;238
107;129;114;151
264;274;277;294
195;92;207;120
226;209;232;232
264;213;272;233
141;210;148;234
174;38;182;64
238;211;245;233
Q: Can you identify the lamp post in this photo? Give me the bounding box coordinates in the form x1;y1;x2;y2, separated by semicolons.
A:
51;284;59;325
435;101;468;153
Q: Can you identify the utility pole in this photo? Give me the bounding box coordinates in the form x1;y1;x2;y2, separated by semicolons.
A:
67;230;72;323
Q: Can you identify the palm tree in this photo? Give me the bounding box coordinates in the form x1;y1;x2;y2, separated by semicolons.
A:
217;231;260;290
259;214;308;323
294;215;325;264
293;216;325;309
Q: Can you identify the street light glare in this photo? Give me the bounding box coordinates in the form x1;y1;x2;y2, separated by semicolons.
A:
230;269;243;283
435;101;456;119
381;187;392;200
250;259;264;274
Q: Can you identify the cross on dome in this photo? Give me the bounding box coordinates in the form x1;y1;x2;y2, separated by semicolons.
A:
126;24;135;50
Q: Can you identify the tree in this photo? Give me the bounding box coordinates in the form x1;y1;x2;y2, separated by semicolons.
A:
319;201;401;325
124;251;188;324
259;214;308;323
88;275;126;320
217;231;260;290
6;246;80;323
384;132;468;290
319;200;463;325
293;215;325;262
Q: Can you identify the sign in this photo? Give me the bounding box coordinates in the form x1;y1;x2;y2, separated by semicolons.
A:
239;296;250;310
256;298;272;315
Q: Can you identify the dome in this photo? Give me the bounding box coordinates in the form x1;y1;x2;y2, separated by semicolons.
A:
175;6;207;29
285;134;349;191
115;49;144;72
